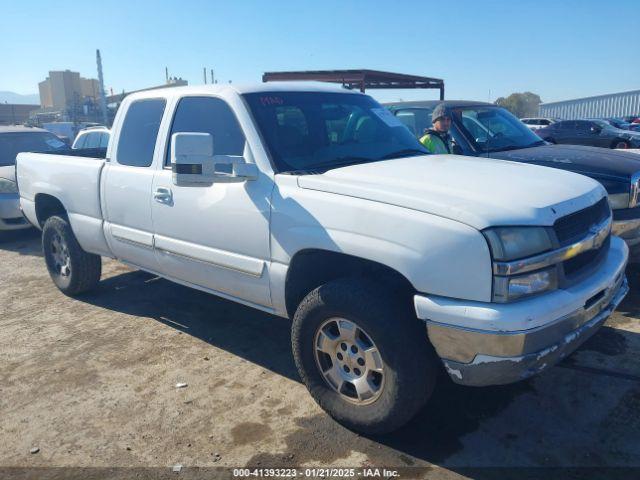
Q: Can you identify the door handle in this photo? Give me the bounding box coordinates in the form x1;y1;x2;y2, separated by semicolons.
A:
153;187;173;204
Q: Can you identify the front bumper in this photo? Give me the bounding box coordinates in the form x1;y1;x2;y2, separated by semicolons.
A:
0;193;30;231
415;236;629;386
613;218;640;262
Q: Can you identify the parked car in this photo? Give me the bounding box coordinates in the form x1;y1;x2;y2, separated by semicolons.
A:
598;118;633;130
17;84;628;433
623;116;640;124
386;100;640;259
0;126;67;233
72;126;110;150
520;117;558;131
537;119;640;149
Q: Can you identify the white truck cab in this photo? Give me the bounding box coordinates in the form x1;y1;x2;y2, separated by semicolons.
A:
16;83;628;433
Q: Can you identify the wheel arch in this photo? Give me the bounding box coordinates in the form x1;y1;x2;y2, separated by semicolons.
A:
34;193;67;228
284;248;416;319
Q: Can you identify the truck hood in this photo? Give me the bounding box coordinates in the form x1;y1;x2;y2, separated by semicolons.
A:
488;144;640;183
0;165;16;182
296;154;605;230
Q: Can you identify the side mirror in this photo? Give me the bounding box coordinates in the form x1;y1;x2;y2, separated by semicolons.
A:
590;126;602;134
171;132;214;186
171;132;257;186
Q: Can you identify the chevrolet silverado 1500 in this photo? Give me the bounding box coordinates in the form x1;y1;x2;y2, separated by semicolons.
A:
17;83;629;433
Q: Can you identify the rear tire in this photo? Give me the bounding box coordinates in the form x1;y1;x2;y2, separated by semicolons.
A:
291;277;437;434
42;215;101;296
613;140;630;149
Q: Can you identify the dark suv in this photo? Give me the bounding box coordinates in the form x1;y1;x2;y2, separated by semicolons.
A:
537;119;640;149
385;100;640;259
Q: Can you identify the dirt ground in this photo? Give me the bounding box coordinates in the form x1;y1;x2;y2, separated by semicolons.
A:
1;229;639;479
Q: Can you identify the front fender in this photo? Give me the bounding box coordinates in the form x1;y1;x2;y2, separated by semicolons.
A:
271;179;493;303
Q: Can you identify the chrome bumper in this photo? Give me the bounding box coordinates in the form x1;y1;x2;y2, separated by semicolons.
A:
613;218;640;250
428;274;628;386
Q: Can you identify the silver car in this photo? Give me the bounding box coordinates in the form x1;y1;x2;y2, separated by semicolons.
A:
0;126;67;232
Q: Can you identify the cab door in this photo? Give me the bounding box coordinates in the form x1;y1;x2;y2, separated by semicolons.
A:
102;98;167;272
150;96;273;307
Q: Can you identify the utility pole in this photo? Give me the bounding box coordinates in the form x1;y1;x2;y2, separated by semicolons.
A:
203;67;207;84
96;49;108;126
210;69;214;84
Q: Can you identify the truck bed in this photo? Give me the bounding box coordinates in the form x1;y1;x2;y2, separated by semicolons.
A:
16;151;107;254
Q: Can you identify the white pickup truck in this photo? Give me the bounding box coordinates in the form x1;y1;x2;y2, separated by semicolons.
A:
17;83;629;433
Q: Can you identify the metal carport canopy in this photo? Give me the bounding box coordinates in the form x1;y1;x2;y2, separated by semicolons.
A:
262;69;445;99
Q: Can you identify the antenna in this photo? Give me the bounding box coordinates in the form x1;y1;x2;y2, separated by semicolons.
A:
96;49;108;126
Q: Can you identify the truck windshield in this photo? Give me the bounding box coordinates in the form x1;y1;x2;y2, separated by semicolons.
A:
0;132;67;166
452;106;545;153
243;92;428;173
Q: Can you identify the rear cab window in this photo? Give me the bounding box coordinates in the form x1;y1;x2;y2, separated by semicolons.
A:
116;99;166;167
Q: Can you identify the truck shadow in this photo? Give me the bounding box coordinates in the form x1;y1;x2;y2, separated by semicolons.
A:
82;269;300;381
79;266;640;469
0;228;42;256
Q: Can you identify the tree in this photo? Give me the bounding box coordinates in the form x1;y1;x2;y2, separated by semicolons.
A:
494;92;542;118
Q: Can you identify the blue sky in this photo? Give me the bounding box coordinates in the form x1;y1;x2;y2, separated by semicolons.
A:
2;0;638;104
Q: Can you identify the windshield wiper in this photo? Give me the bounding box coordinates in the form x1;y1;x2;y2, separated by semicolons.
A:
379;148;429;160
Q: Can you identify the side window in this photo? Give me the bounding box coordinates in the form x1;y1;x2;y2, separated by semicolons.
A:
540;119;550;126
74;134;87;149
99;132;110;148
117;99;166;167
166;96;245;165
395;108;432;137
395;110;418;135
575;121;591;132
85;132;100;148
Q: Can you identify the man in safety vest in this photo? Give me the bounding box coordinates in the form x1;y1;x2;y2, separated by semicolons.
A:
419;103;453;154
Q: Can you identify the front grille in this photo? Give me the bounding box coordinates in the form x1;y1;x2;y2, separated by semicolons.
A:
563;236;610;280
553;197;611;286
553;197;610;246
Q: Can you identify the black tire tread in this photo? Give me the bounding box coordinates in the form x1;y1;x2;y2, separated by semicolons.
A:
42;215;101;296
291;277;437;434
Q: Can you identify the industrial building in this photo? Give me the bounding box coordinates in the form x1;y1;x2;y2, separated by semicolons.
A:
539;89;640;119
38;70;100;109
0;104;39;125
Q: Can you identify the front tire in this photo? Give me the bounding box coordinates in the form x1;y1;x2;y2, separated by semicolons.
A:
613;140;630;149
42;215;101;296
291;278;437;434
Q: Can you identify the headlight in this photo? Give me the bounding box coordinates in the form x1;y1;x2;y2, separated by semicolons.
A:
608;192;630;210
493;267;558;302
483;226;553;261
0;178;18;194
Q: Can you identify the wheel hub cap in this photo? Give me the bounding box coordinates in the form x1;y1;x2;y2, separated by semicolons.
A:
50;233;71;277
314;318;384;405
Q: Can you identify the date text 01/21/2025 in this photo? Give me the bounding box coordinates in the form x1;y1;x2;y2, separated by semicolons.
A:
232;468;400;478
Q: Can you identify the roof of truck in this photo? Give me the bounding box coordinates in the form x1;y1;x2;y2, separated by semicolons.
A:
124;81;359;101
0;125;49;134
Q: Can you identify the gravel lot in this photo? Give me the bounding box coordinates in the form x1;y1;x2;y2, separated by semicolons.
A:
1;229;639;478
